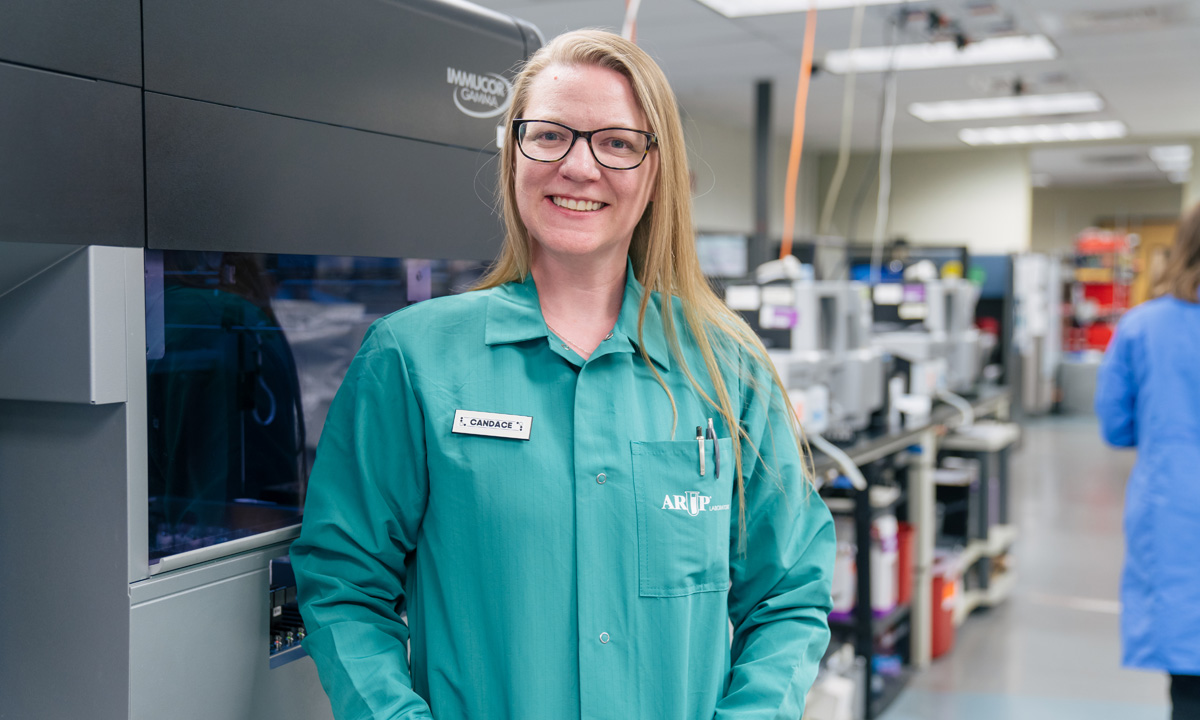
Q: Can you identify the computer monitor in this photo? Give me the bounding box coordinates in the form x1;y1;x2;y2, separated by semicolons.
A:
696;233;749;278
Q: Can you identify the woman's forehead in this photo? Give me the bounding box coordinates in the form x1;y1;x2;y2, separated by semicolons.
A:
523;64;647;129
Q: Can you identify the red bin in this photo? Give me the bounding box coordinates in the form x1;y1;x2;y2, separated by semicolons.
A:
896;522;914;606
931;556;958;659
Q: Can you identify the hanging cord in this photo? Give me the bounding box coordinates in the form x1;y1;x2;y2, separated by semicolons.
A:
843;14;896;251
818;2;867;236
869;68;898;283
936;388;976;431
808;432;868;491
622;0;642;42
779;2;819;260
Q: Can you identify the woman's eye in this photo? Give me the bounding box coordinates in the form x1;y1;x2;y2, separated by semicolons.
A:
534;131;562;142
601;137;636;153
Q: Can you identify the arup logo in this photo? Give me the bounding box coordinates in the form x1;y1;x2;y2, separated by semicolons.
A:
662;491;710;516
447;67;512;119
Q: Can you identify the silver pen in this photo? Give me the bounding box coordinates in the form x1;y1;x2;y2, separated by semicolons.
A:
696;426;705;476
706;418;720;479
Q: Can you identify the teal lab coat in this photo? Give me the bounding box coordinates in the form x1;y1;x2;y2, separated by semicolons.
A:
1096;293;1200;674
291;265;835;719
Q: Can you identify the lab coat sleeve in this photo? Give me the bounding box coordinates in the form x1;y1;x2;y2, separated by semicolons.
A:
1095;319;1139;448
717;361;835;720
291;320;434;720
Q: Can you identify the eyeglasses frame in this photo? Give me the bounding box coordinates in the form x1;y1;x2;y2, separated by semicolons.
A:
511;119;657;171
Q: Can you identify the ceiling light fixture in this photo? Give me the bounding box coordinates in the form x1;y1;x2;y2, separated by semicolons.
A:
959;121;1127;146
1149;144;1193;172
694;0;904;17
825;34;1058;74
909;92;1104;122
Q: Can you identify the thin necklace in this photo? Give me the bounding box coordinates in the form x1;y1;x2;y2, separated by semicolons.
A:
545;320;591;355
544;321;614;356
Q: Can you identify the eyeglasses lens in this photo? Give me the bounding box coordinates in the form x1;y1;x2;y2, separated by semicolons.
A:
519;122;650;170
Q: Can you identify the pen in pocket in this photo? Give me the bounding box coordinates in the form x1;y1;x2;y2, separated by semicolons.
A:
695;426;705;477
706;418;720;479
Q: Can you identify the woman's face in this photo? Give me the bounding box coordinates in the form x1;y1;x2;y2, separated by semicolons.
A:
514;63;659;267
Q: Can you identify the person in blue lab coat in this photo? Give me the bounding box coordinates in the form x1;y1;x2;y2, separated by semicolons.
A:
1096;200;1200;719
291;29;835;720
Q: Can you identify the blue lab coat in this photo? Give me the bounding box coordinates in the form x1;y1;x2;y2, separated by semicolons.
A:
1095;293;1200;674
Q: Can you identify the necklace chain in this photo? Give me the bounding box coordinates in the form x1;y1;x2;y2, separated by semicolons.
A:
545;321;590;354
544;321;614;356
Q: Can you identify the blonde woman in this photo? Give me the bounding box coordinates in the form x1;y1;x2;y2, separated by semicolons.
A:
292;30;834;719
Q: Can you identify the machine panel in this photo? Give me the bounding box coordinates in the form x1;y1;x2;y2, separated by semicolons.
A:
143;0;537;151
145;250;486;566
0;400;132;720
129;547;334;720
145;93;504;259
0;63;143;247
0;0;141;84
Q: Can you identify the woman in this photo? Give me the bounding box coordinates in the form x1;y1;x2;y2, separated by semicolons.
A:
1096;201;1200;719
291;30;834;720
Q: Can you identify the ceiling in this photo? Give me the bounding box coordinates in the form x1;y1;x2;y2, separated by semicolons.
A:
471;0;1200;186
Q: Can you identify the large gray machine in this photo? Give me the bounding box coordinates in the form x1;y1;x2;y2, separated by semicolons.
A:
726;273;884;438
0;2;539;718
871;278;983;425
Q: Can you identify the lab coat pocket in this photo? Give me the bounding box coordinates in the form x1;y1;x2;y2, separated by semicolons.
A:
631;438;734;598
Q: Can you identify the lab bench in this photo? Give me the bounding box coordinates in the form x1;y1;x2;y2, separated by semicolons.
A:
813;386;1016;720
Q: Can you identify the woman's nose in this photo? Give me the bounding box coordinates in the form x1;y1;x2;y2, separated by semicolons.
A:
558;138;602;180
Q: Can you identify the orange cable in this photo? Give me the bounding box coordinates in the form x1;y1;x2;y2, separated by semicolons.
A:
780;4;818;260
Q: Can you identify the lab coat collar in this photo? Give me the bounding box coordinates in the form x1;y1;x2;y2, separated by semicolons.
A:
484;257;671;371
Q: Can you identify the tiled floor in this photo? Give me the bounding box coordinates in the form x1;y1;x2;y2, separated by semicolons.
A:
880;415;1170;720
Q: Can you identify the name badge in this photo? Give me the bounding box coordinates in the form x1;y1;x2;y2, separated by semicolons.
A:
452;409;533;440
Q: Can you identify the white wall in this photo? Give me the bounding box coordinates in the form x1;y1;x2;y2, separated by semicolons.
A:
1185;140;1200;213
1030;184;1184;254
816;147;1032;254
683;116;1199;258
682;111;819;238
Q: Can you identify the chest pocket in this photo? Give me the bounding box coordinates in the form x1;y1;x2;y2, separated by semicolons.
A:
631;438;735;597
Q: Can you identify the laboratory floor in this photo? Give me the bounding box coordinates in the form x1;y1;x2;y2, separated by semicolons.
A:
880;414;1171;720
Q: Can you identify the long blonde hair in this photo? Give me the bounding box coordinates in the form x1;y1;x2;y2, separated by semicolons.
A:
475;29;813;545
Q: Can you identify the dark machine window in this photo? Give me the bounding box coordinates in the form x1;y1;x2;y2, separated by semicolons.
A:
145;250;486;564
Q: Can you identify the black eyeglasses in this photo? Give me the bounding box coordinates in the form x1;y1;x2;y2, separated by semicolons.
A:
512;119;657;170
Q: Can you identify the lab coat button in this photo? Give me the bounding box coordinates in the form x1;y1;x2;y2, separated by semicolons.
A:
599;632;610;644
596;472;607;484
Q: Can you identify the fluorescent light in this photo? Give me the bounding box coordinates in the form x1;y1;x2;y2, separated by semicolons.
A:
909;92;1104;122
1149;145;1193;165
695;0;903;17
959;121;1127;146
1149;146;1192;178
825;34;1057;74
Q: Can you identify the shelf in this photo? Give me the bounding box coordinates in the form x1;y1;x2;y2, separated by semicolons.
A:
954;567;1018;626
829;602;911;638
268;642;308;669
939;422;1021;452
823;485;905;517
870;667;913;719
1074;268;1116;283
957;524;1018;570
